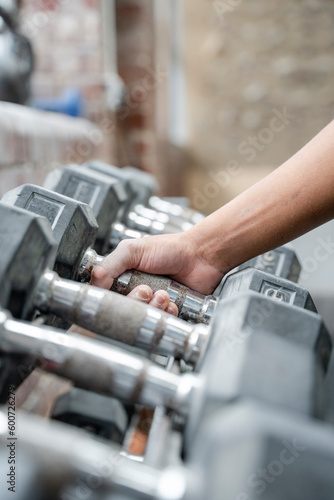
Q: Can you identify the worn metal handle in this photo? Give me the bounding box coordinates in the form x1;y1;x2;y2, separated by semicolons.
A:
34;271;209;366
0;308;190;411
78;249;217;324
111;269;217;324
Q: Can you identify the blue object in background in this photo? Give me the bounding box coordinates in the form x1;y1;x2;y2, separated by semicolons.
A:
32;87;83;117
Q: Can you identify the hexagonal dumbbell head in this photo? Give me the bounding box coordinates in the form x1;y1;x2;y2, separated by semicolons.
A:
220;267;316;312
0;203;57;319
195;334;322;431
188;402;334;500
44;164;128;254
209;291;331;371
1;184;98;280
236;245;301;283
122;165;158;205
185;292;331;447
84;160;136;212
84;160;158;209
200;328;323;418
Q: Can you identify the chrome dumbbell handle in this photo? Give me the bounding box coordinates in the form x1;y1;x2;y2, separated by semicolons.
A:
126;210;188;235
109;221;148;249
0;410;194;500
0;309;196;412
33;271;209;366
111;269;217;325
133;203;194;231
149;195;205;225
78;247;104;282
77;248;216;325
78;246;301;325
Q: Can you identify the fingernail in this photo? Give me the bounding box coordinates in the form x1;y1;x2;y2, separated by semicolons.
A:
166;306;175;315
135;287;151;302
153;292;167;306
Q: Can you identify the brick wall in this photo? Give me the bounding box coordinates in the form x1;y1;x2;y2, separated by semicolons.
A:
115;0;187;196
20;0;104;120
18;0;182;194
18;0;118;164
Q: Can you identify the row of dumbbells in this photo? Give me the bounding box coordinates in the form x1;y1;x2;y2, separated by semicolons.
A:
0;161;334;499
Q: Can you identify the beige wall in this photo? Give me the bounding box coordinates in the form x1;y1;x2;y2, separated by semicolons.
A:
183;0;334;213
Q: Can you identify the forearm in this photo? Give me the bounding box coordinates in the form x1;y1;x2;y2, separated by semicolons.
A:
188;120;334;274
92;120;334;295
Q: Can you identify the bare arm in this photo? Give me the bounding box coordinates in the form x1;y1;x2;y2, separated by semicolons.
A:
92;120;334;294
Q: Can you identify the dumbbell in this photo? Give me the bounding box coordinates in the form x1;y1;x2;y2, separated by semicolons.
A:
1;204;329;374
85;159;205;226
0;290;330;446
82;164;302;281
0;306;183;407
187;401;334;500
0;205;200;349
44;164;191;245
4;401;334;500
1;182;184;284
111;265;314;324
43;163;301;280
0;203;216;359
3;184;308;326
0;408;196;500
119;164;205;224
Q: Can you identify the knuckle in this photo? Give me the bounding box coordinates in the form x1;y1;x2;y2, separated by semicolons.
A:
117;239;133;251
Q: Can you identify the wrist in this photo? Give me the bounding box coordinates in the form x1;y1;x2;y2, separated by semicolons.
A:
185;207;248;275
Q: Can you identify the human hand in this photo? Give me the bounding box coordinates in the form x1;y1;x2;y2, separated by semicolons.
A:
91;232;224;295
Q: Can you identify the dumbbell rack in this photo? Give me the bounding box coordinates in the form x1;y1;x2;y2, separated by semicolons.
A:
0;163;334;500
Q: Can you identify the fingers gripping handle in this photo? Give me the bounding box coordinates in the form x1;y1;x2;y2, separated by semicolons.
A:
111;270;218;324
79;249;216;324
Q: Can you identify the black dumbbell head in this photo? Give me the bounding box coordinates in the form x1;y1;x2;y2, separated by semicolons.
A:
44;164;128;253
2;184;98;280
0;203;57;319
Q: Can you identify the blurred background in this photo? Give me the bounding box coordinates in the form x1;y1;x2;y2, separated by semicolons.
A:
1;0;334;325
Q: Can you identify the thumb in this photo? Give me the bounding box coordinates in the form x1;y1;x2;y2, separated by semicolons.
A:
91;240;143;289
